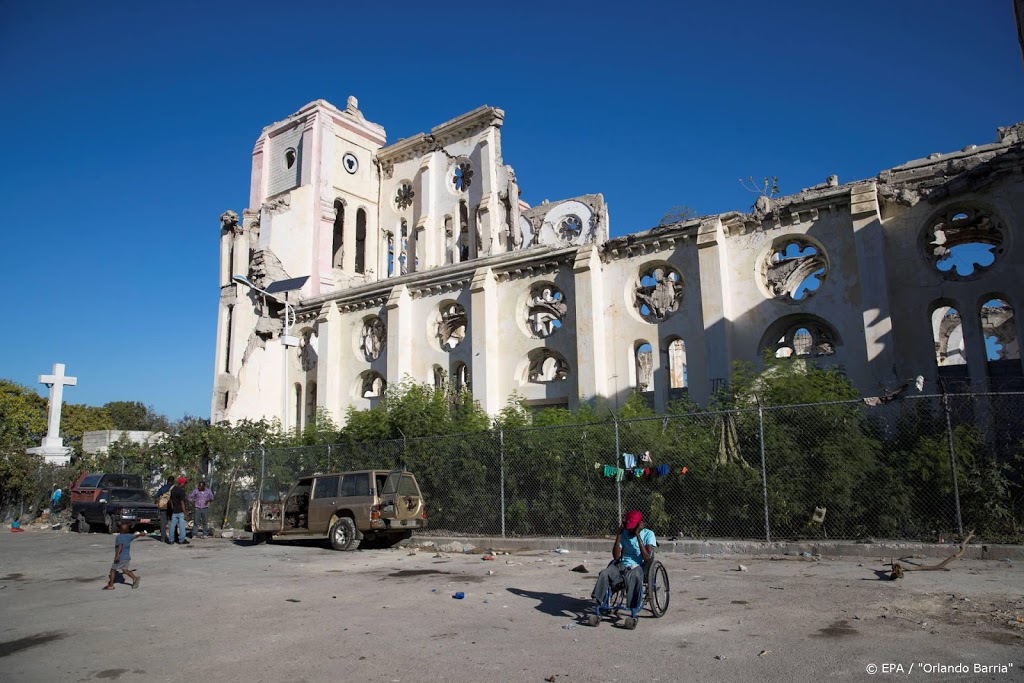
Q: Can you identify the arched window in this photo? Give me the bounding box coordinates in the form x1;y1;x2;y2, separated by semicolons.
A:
634;342;653;393
399;220;409;275
459;201;470;262
306;382;317;428
667;338;687;391
432;365;446;390
444;215;454;265
453;362;470;392
386;232;395;277
359;371;386;399
355;208;367;274
931;305;966;366
525;349;570;384
332;200;345;268
981;298;1020;375
760;316;840;359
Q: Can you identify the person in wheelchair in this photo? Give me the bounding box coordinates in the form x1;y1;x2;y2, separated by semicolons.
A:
591;509;656;611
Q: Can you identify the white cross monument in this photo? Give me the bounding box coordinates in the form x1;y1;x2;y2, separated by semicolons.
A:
26;363;78;466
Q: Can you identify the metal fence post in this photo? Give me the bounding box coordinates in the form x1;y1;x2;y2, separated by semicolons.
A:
499;428;506;539
259;445;266;484
326;444;331;472
614;419;622;522
757;401;771;543
942;392;965;537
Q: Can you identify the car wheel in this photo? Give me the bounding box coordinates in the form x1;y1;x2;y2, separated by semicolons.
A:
329;517;357;551
105;515;117;534
76;513;90;534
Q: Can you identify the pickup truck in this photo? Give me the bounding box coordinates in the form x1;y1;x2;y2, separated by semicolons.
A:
71;473;162;534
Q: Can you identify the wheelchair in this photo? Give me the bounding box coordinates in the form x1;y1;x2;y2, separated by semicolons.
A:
586;555;670;629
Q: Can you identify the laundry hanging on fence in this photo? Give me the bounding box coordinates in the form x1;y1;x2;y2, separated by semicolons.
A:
603;465;617;478
615;468;625;482
633;468;644;479
640;450;653;464
656;464;670;477
623;453;637;469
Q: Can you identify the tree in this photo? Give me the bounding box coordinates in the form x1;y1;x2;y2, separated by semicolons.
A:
658;205;698;226
103;401;171;432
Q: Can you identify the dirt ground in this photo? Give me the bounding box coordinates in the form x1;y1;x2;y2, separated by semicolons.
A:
0;530;1022;682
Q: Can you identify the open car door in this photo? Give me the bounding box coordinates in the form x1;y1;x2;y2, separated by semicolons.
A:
252;477;286;534
380;471;424;527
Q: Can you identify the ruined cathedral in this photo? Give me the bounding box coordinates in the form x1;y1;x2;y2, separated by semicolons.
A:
212;96;1024;428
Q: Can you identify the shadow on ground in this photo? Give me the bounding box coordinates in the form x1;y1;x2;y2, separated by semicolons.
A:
506;587;593;619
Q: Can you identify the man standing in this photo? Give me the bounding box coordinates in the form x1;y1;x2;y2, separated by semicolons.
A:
155;476;175;544
168;476;190;545
188;480;215;539
50;486;62;512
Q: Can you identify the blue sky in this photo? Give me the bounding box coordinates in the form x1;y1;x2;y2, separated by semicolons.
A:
0;1;1020;421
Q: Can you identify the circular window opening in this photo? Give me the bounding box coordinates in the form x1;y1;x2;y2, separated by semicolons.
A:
284;147;297;170
395;182;415;210
525;284;567;338
923;207;1005;279
436;302;467;350
452;161;474;192
557;215;584;242
342;152;359;174
761;237;828;301
634;265;684;323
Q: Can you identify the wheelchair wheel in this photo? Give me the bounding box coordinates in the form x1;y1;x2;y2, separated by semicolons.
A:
586;614;601;627
647;560;670;618
623;616;638;630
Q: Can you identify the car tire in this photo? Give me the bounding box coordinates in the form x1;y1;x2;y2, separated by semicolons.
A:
329;517;357;551
76;513;90;534
105;514;117;534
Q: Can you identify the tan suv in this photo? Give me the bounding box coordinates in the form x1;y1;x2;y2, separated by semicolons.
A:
249;470;426;550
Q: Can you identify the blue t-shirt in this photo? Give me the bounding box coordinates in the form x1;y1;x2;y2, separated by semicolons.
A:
619;528;657;568
115;533;134;563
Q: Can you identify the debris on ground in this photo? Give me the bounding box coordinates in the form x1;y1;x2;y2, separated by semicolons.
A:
737;564;748;572
758;650;770;657
571;564;589;573
286;599;301;603
890;530;975;579
482;554;495;561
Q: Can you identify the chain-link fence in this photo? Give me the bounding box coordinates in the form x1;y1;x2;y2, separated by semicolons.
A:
8;393;1020;541
245;392;1024;544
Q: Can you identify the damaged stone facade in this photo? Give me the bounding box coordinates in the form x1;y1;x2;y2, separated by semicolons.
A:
212;98;1024;427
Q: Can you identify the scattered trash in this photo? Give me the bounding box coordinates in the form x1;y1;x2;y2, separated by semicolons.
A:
486;570;495;576
332;596;336;599
483;599;490;603
50;523;61;530
554;548;570;554
431;589;438;592
545;676;557;683
561;623;576;630
505;561;522;566
700;553;711;559
769;586;784;590
482;555;495;561
453;592;465;600
714;655;726;661
571;564;589;573
286;599;301;603
758;650;770;657
801;552;813;558
737;564;748;572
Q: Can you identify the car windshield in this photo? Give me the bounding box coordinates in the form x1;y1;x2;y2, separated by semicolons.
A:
101;474;143;488
108;489;151;503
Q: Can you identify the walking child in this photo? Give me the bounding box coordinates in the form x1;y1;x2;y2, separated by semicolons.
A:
104;522;140;590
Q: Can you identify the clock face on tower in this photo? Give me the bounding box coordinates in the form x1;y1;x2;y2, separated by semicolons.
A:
342;152;359;174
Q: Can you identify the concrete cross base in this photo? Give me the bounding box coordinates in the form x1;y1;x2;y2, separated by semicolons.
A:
26;445;72;466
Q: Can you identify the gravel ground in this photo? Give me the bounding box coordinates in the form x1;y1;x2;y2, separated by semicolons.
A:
0;530;1022;682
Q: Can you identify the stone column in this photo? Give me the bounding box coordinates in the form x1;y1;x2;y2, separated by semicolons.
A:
696;218;732;403
385;284;412;387
470;267;500;414
572;245;609;402
316;301;343;424
850;182;898;389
